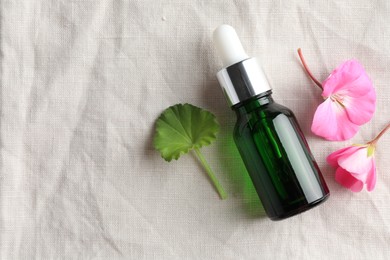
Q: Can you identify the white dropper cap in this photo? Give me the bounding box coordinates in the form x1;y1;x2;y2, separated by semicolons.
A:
214;24;271;106
213;24;249;67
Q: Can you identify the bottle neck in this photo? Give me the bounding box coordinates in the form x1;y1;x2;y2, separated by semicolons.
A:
232;90;274;115
216;58;272;106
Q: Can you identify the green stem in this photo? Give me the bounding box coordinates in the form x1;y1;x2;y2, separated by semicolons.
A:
193;148;227;200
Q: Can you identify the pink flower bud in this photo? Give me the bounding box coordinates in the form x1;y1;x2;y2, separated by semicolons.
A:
327;145;376;192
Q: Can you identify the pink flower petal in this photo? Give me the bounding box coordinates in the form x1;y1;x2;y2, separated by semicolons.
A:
333;72;373;98
343;88;376;125
335;167;364;192
338;147;373;175
322;60;372;97
311;60;375;140
328;144;377;192
311;99;359;141
366;160;377;192
327;146;361;168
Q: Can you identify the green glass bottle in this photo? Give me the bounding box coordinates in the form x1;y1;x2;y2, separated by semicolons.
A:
214;25;329;220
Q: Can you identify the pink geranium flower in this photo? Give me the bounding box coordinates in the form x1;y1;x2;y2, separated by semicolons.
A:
327;123;389;192
298;50;376;141
327;145;376;192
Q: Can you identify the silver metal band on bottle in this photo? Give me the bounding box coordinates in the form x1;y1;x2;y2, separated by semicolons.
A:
216;58;271;106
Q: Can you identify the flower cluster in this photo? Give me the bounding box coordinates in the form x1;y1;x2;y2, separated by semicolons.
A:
298;49;389;192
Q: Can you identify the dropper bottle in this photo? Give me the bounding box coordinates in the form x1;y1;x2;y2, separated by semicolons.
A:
213;25;329;220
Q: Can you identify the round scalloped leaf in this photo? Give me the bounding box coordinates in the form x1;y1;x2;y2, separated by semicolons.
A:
153;103;219;161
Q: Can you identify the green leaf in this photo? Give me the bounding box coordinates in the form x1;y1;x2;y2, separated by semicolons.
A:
153;103;226;199
154;103;219;161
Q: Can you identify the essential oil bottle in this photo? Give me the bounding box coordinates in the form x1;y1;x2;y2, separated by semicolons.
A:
213;25;329;220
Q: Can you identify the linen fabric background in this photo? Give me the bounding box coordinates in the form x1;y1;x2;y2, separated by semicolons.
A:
1;0;389;259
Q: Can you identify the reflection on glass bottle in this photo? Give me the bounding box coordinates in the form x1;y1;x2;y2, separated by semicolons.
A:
233;93;329;220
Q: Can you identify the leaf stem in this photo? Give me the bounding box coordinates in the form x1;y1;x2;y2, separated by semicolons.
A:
193;148;227;200
368;122;390;146
297;48;323;90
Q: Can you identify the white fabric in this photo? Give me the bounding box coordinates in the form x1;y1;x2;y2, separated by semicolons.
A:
1;0;390;259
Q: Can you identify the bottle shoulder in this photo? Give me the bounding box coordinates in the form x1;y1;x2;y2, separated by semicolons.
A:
234;102;296;135
235;101;294;121
265;102;293;116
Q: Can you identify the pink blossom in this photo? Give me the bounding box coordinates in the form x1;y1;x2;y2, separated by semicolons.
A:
298;50;376;141
327;145;376;192
313;60;376;140
326;123;389;192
